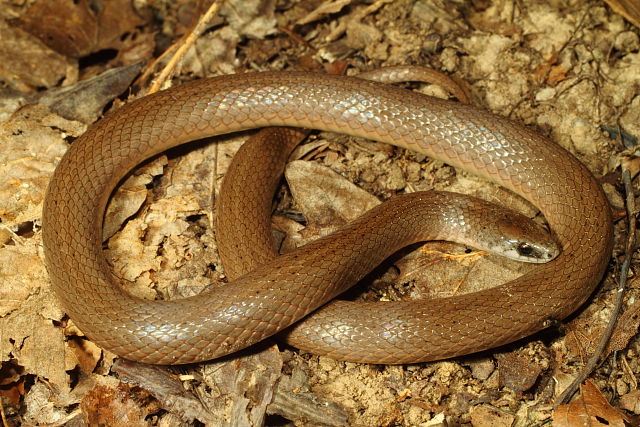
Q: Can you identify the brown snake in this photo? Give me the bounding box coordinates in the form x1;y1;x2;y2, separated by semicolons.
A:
42;71;613;364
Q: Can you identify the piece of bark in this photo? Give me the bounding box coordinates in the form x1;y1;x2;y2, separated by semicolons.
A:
112;360;214;424
267;367;349;426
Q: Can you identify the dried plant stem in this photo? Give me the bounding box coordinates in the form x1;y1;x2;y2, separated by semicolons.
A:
148;0;226;95
555;169;636;405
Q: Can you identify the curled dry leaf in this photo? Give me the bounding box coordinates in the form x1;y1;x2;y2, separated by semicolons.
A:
553;380;632;427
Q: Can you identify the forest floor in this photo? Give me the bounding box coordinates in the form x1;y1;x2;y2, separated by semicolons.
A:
1;0;639;426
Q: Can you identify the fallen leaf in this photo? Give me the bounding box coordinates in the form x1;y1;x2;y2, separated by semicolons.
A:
547;64;570;86
619;389;640;414
553;380;632;426
606;302;640;356
220;0;278;39
469;404;515;427
603;0;640;27
297;0;353;25
80;378;157;427
285;159;380;227
566;302;640;362
0;104;85;226
496;351;544;393
103;155;165;241
0;20;69;91
15;0;149;58
38;64;143;124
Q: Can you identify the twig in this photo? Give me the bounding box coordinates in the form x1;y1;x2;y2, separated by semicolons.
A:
0;395;8;427
554;168;637;405
136;0;207;88
147;0;226;95
277;26;316;51
134;42;180;89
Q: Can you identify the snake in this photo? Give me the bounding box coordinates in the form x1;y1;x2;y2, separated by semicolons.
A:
42;71;613;364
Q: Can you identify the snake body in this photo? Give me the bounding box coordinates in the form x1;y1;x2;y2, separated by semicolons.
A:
42;72;613;364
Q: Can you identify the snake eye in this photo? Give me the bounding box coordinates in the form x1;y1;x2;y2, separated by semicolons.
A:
517;243;534;257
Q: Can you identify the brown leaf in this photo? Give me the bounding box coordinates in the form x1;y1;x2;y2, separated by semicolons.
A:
566;302;640;362
80;380;158;427
619;390;640;414
469;404;515;427
15;0;148;58
553;380;632;426
547;64;570;86
606;302;640;355
604;0;640;28
285;160;380;228
14;0;97;58
0;20;69;91
496;351;543;393
296;0;353;25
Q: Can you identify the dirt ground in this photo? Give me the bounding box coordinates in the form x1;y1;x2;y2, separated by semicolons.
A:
1;0;639;426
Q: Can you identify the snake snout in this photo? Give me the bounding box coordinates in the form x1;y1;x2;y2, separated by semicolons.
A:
483;210;560;263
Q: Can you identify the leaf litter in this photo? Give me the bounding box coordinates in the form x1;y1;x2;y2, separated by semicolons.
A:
0;0;639;425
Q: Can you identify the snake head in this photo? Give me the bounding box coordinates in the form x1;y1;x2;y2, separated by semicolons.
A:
481;209;560;263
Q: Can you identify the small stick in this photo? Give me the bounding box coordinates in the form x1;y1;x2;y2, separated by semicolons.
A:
554;168;636;405
135;42;180;89
148;0;226;95
0;395;8;427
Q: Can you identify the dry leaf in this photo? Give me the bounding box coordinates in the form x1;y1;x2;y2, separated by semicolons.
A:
553;380;632;426
38;64;143;124
1;291;67;392
496;351;543;393
80;378;157;427
221;0;278;39
0;20;69;91
103;155;165;241
619;390;640;414
566;302;640;362
282;159;381;251
469;404;515;427
285;160;381;227
604;0;640;27
606;303;640;355
15;0;149;58
297;0;354;25
547;64;570;86
0;105;85;226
